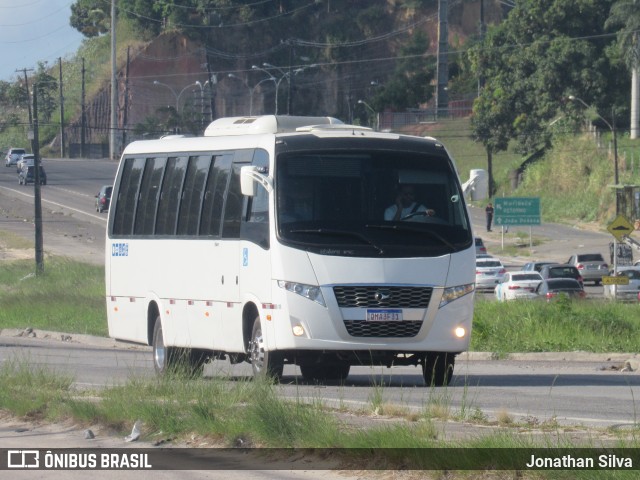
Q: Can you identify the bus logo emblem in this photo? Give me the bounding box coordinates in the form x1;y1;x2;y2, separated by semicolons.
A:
374;291;390;302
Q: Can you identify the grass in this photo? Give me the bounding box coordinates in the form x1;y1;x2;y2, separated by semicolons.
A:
0;257;106;336
2;359;640;476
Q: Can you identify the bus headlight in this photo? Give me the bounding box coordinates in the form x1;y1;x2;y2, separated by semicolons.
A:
439;283;475;308
278;280;326;307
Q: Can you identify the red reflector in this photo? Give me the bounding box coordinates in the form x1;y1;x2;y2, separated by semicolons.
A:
188;300;194;306
262;303;277;310
206;301;213;306
110;296;116;302
508;285;520;290
576;264;584;269
170;299;176;305
227;302;233;308
129;297;135;302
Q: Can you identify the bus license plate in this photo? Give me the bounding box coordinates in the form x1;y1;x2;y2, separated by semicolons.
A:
366;309;402;322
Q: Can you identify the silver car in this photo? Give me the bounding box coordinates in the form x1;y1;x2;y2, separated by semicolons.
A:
5;148;26;167
603;267;640;302
475;258;506;290
566;253;608;285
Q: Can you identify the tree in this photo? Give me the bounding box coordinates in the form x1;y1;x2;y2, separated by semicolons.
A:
606;0;640;139
468;0;625;194
33;62;58;124
371;30;435;111
70;0;110;37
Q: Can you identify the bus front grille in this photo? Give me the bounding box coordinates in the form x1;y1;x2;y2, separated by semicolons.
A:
333;286;432;308
343;320;423;337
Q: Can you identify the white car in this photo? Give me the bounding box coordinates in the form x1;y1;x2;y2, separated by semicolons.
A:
603;267;640;302
475;258;507;290
16;153;34;173
494;271;543;301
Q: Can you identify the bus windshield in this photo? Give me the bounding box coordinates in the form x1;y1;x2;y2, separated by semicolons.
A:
275;148;471;257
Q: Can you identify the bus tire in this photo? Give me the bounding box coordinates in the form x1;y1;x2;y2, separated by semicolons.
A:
249;315;283;380
152;318;178;375
422;352;455;387
300;363;350;383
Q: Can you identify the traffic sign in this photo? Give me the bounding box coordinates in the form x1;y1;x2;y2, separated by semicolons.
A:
602;276;630;286
494;197;541;226
607;215;634;242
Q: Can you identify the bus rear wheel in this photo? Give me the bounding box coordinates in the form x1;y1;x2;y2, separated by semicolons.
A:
152;318;205;377
422;352;455;386
249;316;283;380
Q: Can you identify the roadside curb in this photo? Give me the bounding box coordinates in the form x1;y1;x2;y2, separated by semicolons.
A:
1;328;637;364
0;328;149;350
462;351;639;363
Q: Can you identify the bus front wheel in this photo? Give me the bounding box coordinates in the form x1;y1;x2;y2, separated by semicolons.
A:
249;316;283;379
422;352;455;386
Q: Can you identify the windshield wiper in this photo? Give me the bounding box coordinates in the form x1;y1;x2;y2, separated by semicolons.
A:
288;228;385;254
364;224;456;251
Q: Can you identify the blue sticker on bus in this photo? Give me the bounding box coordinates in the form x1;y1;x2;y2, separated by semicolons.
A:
112;243;129;257
243;248;248;266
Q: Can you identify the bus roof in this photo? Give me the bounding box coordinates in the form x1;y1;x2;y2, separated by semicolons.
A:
203;115;343;136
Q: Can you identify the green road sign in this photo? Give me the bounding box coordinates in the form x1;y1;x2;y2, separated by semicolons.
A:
494;197;541;226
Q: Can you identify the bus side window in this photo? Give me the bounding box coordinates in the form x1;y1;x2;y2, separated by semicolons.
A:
222;164;242;238
177;155;211;236
199;153;232;237
134;157;166;236
155;156;188;235
112;157;145;236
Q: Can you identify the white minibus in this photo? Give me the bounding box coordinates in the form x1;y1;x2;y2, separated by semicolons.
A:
106;115;483;385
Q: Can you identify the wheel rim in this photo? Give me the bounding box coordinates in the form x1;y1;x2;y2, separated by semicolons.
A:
154;326;165;371
249;325;265;373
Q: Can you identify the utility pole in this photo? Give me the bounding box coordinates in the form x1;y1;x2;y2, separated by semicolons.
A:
122;46;130;150
436;0;449;119
16;68;34;125
59;58;65;158
109;0;118;159
81;58;87;158
30;83;44;274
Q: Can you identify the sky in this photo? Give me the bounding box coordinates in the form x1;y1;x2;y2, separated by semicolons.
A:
0;0;85;82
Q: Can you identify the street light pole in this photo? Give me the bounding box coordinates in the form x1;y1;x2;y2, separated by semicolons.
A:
357;99;378;131
153;80;199;133
569;95;619;213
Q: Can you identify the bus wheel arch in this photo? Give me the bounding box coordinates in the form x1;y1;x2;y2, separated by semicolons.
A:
147;301;160;346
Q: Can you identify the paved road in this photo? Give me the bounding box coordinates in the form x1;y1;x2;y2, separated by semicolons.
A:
1;331;639;431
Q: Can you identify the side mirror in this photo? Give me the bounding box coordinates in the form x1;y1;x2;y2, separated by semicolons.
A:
240;166;258;197
240;165;273;197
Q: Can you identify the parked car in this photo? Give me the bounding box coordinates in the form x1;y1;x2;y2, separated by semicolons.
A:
475;258;507;290
18;165;47;185
603;267;640;302
522;261;556;273
538;263;584;287
95;185;113;213
566;253;608;285
16;153;34;173
475;237;487;256
535;278;586;302
494;271;543;301
5;148;26;167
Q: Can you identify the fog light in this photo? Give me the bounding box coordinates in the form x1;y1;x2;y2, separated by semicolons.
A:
454;327;466;338
292;325;305;337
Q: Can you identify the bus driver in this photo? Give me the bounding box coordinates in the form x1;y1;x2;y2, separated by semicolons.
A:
384;184;435;222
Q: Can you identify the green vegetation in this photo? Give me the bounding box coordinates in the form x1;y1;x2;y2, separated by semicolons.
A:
0;258;106;336
472;296;640;355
